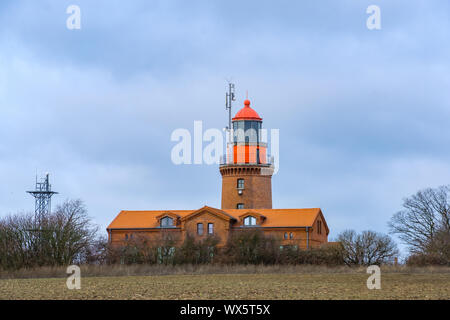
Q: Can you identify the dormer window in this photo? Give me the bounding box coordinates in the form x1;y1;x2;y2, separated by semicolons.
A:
160;216;173;227
243;216;256;226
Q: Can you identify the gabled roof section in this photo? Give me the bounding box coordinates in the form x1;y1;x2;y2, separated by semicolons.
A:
180;205;237;222
314;209;330;235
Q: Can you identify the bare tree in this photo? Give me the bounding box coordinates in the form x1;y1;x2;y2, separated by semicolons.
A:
44;199;98;265
337;230;398;266
0;212;43;269
389;185;450;253
0;199;98;270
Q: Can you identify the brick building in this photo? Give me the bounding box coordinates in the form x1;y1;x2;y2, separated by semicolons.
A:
107;99;329;249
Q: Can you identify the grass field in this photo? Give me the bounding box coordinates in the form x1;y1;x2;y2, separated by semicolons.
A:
1;266;449;299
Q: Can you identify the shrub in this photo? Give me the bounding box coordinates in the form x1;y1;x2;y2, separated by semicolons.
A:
406;253;449;266
220;229;281;265
174;234;220;265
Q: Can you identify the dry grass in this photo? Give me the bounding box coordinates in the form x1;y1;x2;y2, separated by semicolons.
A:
1;272;449;300
1;264;450;280
0;265;449;300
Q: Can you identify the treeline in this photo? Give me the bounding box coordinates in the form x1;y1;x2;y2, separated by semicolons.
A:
107;228;402;267
105;230;347;266
0;200;397;269
1;185;449;270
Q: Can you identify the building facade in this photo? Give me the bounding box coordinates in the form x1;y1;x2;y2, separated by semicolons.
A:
107;99;329;248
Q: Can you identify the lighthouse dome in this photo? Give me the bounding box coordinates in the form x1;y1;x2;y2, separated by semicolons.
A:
232;99;262;121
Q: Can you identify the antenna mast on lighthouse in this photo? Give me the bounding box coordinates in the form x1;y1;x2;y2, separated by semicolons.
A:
225;82;235;131
225;82;236;164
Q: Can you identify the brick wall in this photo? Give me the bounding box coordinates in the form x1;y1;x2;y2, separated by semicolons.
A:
181;211;231;246
220;165;272;209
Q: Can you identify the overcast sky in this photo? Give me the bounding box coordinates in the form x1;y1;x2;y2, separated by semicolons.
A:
1;1;449;256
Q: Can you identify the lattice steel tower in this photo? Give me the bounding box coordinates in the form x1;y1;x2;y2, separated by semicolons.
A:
27;173;58;222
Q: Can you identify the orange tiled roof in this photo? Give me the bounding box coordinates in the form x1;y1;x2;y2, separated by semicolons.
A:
107;210;193;229
226;208;321;228
107;206;325;231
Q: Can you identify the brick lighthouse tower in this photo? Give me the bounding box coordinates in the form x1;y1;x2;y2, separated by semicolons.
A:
220;93;274;209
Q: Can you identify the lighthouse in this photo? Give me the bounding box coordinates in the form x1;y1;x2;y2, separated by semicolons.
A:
107;86;331;250
220;97;274;209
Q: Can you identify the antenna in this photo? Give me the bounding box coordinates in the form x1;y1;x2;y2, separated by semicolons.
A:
225;82;236;165
27;173;58;225
225;82;236;131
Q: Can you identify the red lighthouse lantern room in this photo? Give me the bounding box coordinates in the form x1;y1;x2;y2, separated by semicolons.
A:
230;99;267;164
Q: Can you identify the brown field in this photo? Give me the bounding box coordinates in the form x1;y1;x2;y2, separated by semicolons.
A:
0;265;449;300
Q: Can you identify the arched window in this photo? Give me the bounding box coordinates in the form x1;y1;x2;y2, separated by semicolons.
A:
289;232;293;239
160;216;173;227
244;216;256;226
284;232;288;240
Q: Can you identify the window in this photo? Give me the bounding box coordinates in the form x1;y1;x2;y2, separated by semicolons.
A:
233;121;261;144
237;179;245;189
289;232;293;239
233;121;245;143
317;221;322;234
244;216;256;226
160;216;173;227
208;223;214;235
125;234;128;240
284;232;288;240
237;203;244;209
197;223;203;235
